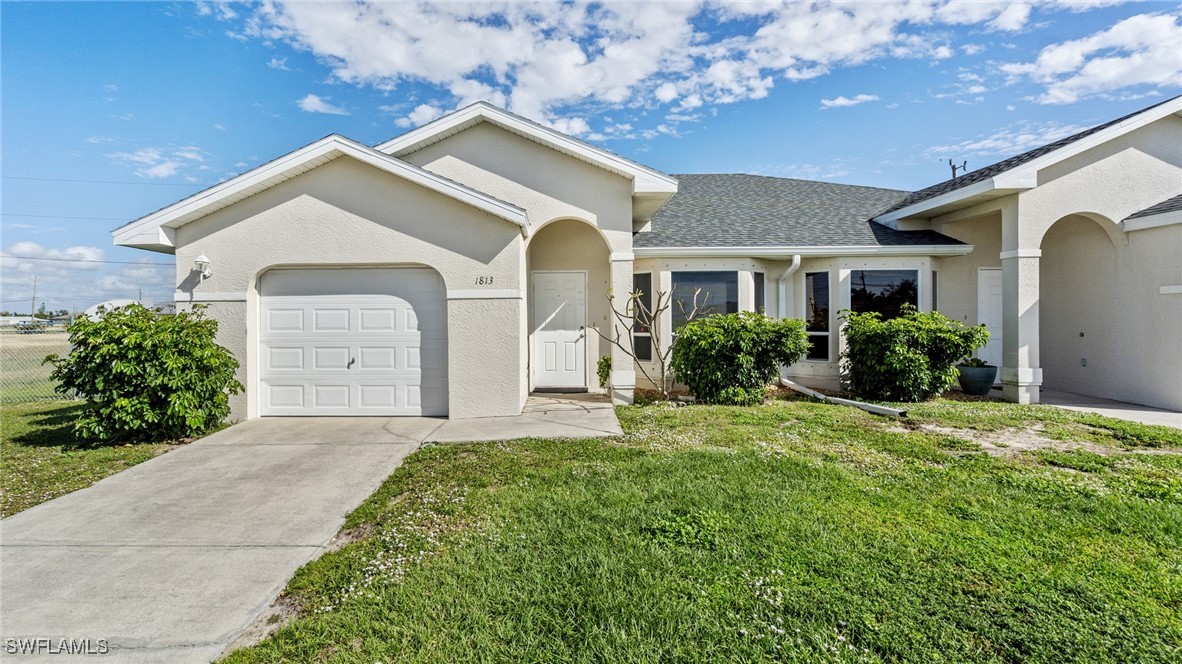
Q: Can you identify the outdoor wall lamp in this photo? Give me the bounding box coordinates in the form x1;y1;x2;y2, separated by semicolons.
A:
194;254;212;280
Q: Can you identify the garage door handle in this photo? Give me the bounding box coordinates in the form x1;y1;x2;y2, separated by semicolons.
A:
347;357;356;369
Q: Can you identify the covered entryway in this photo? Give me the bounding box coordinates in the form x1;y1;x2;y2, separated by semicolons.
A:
526;219;612;393
259;267;447;416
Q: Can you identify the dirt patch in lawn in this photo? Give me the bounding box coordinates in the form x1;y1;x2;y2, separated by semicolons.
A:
908;423;1181;457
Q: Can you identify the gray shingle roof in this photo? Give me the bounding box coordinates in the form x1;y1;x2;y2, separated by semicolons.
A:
634;174;964;248
877;95;1181;217
1125;193;1182;221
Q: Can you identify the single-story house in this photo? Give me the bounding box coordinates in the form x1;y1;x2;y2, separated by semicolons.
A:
113;97;1182;418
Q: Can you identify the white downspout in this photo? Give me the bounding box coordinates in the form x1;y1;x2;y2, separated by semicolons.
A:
777;254;802;319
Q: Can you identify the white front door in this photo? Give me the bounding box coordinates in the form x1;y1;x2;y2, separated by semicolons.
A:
259;268;448;416
532;271;586;389
977;267;1003;379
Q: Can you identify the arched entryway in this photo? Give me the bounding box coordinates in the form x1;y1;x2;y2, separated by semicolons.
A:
1039;214;1121;401
526;219;612;391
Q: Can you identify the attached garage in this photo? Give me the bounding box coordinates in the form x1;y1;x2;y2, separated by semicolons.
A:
259;268;448;416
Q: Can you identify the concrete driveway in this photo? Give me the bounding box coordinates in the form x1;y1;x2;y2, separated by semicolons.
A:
0;395;621;661
1;418;421;662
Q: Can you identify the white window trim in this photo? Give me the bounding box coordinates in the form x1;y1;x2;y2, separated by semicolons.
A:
801;270;833;364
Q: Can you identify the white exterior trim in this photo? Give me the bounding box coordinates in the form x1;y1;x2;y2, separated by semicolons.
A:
633;244;974;258
874;97;1182;223
113;135;528;252
609;252;635;262
446;289;523;300
1123;208;1182;232
1160;285;1182;295
999;249;1042;260
174;291;248;302
375;102;678;196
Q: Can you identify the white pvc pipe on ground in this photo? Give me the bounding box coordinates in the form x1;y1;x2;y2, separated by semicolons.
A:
780;377;907;418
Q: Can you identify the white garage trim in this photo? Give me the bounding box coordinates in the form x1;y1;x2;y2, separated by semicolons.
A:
258;268;448;417
446;289;523;300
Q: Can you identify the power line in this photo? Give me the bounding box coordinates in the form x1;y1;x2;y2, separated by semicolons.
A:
2;175;210;187
0;254;173;266
2;212;129;221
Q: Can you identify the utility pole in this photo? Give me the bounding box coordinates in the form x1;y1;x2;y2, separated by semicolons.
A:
30;276;37;319
137;288;142;302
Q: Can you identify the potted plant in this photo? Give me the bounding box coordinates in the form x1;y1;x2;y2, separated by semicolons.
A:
956;357;997;396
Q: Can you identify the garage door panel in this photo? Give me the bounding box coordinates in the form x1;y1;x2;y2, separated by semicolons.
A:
260;268;448;417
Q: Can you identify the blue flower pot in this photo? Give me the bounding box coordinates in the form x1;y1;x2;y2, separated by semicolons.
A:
957;365;998;396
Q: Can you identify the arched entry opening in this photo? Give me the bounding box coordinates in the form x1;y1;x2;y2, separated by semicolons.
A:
1038;213;1121;400
526;218;611;391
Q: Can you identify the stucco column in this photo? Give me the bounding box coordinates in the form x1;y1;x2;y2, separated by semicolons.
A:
1000;201;1042;404
608;254;636;404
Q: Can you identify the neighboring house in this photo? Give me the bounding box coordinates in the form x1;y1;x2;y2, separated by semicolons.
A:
113;98;1182;419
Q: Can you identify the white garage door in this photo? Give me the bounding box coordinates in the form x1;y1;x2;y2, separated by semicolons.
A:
259;268;447;416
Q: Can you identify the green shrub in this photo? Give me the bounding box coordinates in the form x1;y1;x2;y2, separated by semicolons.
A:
597;355;612;388
45;303;243;443
841;305;989;402
670;312;809;405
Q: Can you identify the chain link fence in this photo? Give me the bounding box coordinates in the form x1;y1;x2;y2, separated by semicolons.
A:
0;328;73;403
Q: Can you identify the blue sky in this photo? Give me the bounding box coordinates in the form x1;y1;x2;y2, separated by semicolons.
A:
2;1;1179;312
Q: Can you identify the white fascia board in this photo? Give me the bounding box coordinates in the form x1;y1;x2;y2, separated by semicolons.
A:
375;102;678;195
633;244;975;258
875;98;1182;224
874;179;1000;224
1123;208;1182;232
112;136;527;251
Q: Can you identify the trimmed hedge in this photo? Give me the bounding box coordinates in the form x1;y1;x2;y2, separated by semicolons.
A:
841;305;989;402
671;312;809;405
45;303;242;442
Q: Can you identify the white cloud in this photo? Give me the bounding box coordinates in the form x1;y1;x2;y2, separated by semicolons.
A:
267;57;289;70
925;120;1090;160
2;242;105;272
201;1;1143;133
1001;12;1182;104
394;103;444;128
961;43;985;55
820;94;879;109
296;93;349;115
107;146;208;179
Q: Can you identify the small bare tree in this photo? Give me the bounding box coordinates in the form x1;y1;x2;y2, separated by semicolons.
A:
588;285;707;399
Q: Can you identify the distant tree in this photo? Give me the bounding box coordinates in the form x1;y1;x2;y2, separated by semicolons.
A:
34;302;48;319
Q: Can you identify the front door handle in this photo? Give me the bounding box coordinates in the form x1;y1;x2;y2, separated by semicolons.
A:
347;357;356;369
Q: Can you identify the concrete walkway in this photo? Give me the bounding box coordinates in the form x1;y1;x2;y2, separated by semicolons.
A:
0;395;620;662
1041;389;1182;429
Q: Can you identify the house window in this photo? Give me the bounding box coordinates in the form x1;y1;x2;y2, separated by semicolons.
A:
671;271;738;331
931;270;938;311
753;272;765;313
805;271;830;361
850;269;919;320
632;273;652;361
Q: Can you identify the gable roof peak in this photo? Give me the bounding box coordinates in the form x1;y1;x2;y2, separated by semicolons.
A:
373;101;677;195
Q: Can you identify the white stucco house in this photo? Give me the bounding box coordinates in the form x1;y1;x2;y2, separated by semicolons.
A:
113;97;1182;419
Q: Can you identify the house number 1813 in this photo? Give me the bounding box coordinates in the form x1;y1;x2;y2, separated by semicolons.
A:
474;276;495;285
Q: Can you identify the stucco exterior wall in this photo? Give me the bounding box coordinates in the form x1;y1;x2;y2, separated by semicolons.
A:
401;122;635;253
932;213;1003;326
1041;217;1182;411
173;157;527;419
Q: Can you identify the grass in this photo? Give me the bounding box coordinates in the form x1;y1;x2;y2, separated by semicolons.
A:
0;401;178;517
224;396;1182;663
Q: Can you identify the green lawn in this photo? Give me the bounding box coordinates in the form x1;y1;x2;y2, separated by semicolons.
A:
225;397;1182;663
0;401;177;517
